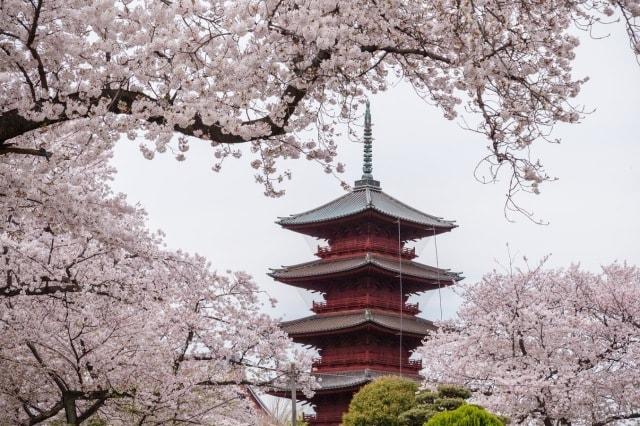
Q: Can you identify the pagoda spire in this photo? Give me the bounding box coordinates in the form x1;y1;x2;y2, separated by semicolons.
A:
362;100;373;179
355;100;380;189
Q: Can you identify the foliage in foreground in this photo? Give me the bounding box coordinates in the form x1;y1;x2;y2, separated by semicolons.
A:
425;405;504;426
398;384;473;426
342;376;502;426
419;262;640;425
342;377;418;426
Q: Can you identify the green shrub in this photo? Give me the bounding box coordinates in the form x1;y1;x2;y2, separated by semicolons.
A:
433;397;466;412
424;404;504;426
398;406;436;426
399;384;475;424
342;376;418;426
415;391;439;405
436;385;472;400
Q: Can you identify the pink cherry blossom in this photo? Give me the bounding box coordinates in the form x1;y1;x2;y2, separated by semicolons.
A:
0;0;638;201
0;133;315;424
419;261;640;425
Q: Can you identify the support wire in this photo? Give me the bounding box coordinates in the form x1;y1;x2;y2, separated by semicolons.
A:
432;227;443;321
397;219;403;376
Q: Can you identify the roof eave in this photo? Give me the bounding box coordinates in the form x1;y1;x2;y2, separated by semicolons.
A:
270;263;460;285
281;318;435;338
277;211;456;232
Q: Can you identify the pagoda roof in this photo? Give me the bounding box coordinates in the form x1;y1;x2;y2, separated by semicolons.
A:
269;252;462;286
277;185;456;234
315;369;387;391
268;369;421;397
280;309;436;337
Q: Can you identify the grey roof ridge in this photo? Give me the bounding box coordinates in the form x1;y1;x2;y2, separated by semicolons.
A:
267;256;332;272
268;254;368;275
313;369;380;389
270;251;460;279
281;310;366;328
276;186;456;228
275;190;362;224
315;368;420;381
310;369;422;391
372;190;457;227
368;253;454;274
281;308;434;330
314;368;376;377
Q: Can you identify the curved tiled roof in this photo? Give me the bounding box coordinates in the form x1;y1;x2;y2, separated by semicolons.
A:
277;186;456;229
268;369;406;397
269;252;462;283
280;309;436;336
313;369;422;391
314;369;383;390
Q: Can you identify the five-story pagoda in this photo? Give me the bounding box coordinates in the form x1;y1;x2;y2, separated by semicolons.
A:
269;103;462;425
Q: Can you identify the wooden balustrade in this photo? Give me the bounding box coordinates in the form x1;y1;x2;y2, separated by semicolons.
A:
312;295;420;315
303;414;317;422
316;236;416;259
313;352;422;370
303;412;343;423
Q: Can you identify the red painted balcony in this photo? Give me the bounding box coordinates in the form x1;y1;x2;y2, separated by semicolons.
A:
303;411;344;424
312;295;420;315
313;352;422;372
303;414;317;423
316;236;416;259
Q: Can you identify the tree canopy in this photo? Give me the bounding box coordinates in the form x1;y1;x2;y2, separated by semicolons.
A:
0;135;315;424
419;262;640;425
2;0;640;423
1;0;639;202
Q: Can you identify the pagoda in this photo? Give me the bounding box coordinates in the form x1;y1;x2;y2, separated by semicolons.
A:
269;103;462;425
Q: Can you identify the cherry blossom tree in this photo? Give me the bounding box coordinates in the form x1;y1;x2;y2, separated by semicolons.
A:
419;262;640;426
0;131;314;424
1;0;639;203
2;1;640;423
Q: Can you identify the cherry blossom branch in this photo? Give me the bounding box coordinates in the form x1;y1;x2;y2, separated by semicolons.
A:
360;45;452;64
0;144;50;158
0;84;305;147
0;44;331;154
594;413;640;426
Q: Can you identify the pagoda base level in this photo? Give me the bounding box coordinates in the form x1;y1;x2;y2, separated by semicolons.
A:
300;370;422;426
304;390;352;426
304;416;343;426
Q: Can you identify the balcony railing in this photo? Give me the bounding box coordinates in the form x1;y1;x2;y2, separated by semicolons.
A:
313;352;422;371
303;414;317;422
316;237;416;259
312;295;420;315
303;412;343;423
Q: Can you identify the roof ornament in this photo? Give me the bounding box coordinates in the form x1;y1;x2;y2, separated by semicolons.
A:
362;100;373;179
354;100;381;189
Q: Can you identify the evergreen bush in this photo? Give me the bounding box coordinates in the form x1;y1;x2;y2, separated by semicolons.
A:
424;404;504;426
342;376;418;426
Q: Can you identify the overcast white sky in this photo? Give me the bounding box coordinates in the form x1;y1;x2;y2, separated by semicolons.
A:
111;23;639;323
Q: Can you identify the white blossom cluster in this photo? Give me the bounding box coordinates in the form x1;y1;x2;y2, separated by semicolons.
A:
0;130;315;424
420;262;640;425
0;0;638;202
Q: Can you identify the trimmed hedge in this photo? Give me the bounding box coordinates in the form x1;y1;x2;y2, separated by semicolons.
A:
342;376;418;426
424;404;504;426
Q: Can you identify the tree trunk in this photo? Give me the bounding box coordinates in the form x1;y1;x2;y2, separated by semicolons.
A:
63;393;78;425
